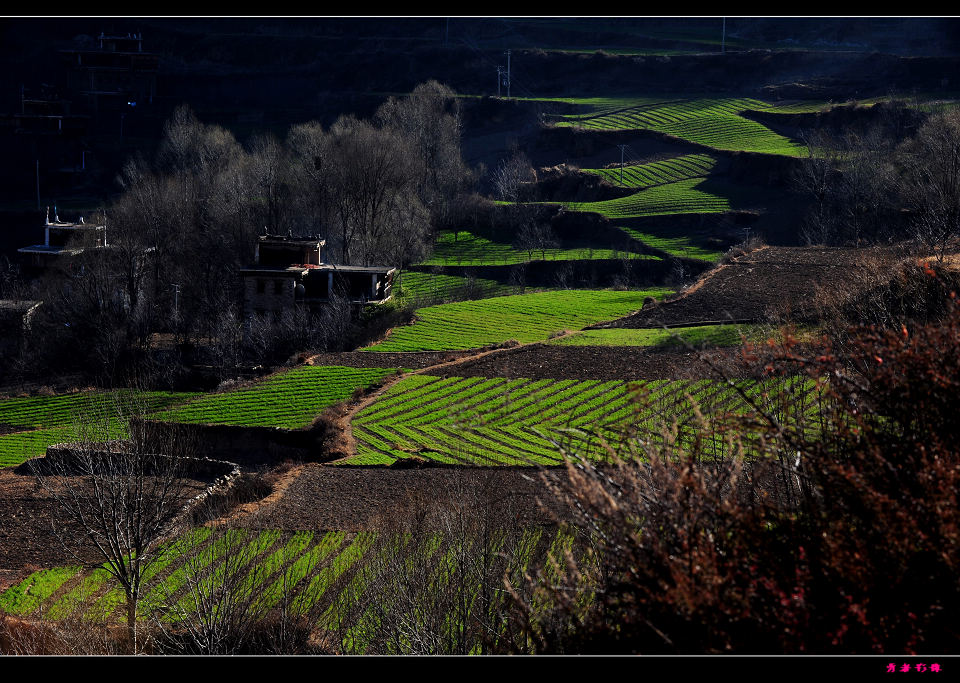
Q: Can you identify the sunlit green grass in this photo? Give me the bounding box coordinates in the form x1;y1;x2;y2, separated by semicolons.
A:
566;177;761;218
616;225;725;261
395;271;515;303
363;289;672;353
0;390;199;431
0;426;123;468
342;374;816;466
0;390;197;468
551;97;806;156
152;366;397;429
419;230;655;266
0;566;82;616
547;325;753;348
582;153;718;189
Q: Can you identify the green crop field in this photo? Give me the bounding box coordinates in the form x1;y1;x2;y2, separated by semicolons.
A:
582;153;718;189
548;324;754;348
339;374;816;466
363;288;672;353
0;389;198;431
0;390;198;468
749;100;836;114
565;177;762;218
1;526;570;654
616;224;725;261
419;230;655;266
151;365;398;429
0;566;84;616
395;271;515;304
0;426;119;468
551;97;806;156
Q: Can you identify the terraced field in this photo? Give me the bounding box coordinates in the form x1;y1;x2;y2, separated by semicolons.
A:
552;97;806;156
548;324;753;348
566;177;760;218
0;525;566;654
582;153;718;188
0;390;198;468
616;224;725;261
151;366;397;429
419;230;655;266
342;374;814;466
0;565;85;616
749;99;836;114
363;289;671;352
396;271;515;303
0;529;354;622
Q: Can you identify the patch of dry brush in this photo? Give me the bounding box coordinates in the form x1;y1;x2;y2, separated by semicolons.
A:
512;264;960;654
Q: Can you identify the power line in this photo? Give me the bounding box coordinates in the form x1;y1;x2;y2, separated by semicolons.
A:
458;34;539;100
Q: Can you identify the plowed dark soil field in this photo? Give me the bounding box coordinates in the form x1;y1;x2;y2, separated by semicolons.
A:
0;469;209;590
236;463;575;532
422;343;741;381
605;245;895;328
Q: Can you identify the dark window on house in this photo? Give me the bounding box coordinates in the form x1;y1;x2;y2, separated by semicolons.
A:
256;279;265;294
274;280;284;295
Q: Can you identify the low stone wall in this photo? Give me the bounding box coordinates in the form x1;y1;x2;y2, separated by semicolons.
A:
20;442;239;481
413;256;709;288
129;418;329;467
19;441;243;536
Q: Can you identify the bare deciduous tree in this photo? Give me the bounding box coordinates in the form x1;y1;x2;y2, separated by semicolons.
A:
898;109;960;261
325;115;429;267
30;404;199;652
794;126;899;247
152;527;272;654
375;80;473;225
492;151;535;204
325;473;541;654
515;218;558;262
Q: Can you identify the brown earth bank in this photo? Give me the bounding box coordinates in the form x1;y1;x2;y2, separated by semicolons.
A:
421;343;743;381
231;463;576;532
0;469;209;590
603;245;900;328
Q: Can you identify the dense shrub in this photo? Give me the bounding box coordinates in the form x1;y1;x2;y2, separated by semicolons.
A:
514;265;960;654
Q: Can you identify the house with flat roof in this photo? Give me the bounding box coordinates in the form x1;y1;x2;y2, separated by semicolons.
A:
17;207;108;276
240;233;396;318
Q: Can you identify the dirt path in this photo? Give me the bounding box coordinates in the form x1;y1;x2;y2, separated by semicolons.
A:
218;340;577;523
588;244;768;330
209;463;308;528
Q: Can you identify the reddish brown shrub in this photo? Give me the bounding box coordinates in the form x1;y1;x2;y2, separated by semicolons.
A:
515;266;960;655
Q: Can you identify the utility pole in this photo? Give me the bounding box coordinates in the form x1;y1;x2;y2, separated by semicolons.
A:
36;160;40;210
618;144;627;185
505;49;511;98
171;283;180;319
722;17;726;54
496;66;503;97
